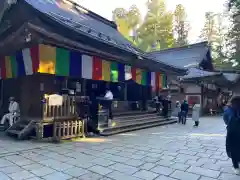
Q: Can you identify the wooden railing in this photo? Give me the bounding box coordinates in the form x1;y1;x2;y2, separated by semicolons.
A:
53;119;84;141
36;95;85;141
43;95;77;120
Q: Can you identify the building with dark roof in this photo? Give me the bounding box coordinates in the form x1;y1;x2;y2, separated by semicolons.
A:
0;0;185;138
146;41;240;115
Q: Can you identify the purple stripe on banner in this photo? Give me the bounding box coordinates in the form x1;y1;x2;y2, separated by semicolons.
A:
69;51;82;77
118;63;125;82
15;51;26;76
147;72;151;86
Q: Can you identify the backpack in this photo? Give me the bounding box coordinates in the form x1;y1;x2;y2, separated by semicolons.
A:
227;110;240;133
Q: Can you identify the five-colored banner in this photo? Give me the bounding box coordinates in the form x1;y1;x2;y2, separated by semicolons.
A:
0;44;167;90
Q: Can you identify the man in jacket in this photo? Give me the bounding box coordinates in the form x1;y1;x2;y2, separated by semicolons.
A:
180;100;189;124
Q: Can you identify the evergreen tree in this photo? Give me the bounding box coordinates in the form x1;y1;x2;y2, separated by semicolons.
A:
173;4;189;47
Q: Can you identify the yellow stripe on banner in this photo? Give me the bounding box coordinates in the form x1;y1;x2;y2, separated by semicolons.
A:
102;60;111;81
159;73;163;89
5;56;12;78
38;44;56;74
136;68;142;84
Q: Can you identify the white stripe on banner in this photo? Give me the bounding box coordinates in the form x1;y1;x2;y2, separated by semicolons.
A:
151;72;156;87
124;65;132;80
22;48;33;75
82;55;93;79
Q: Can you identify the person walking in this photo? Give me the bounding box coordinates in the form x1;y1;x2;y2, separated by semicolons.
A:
180;100;189;124
173;101;181;123
223;96;240;175
192;102;200;127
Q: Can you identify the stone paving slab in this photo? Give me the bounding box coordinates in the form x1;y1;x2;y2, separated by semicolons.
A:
0;117;238;180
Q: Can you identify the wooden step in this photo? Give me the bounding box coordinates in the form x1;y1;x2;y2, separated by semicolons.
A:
7;129;21;135
114;110;155;117
113;113;157;121
102;116;173;132
100;119;177;136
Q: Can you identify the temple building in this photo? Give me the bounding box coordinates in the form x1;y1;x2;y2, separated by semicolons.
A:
0;0;185;139
146;42;240;115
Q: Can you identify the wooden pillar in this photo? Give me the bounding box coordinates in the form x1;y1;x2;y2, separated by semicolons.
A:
82;79;86;96
124;83;127;101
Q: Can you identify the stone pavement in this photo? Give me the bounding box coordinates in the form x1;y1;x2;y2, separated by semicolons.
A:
0;117;239;180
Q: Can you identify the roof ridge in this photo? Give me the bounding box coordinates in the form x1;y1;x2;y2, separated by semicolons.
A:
148;41;208;54
63;0;117;29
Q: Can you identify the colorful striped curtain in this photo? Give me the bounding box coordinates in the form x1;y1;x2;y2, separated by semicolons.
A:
136;68;142;84
102;60;111;81
0;44;168;89
110;62;118;82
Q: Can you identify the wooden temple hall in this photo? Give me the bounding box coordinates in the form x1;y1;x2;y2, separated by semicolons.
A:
0;0;185;140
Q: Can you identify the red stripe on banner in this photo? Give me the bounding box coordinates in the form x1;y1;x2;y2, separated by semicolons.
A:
155;72;160;92
131;67;136;81
30;45;39;73
0;56;6;79
92;56;102;80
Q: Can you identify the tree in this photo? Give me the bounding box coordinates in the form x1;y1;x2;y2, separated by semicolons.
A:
173;4;190;47
137;0;175;51
227;0;240;68
199;12;231;67
112;6;141;38
199;12;218;46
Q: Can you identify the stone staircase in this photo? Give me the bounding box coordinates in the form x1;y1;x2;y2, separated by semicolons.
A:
4;118;36;139
99;112;177;136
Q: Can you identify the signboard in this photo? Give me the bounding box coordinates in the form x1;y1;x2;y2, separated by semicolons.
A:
48;94;63;106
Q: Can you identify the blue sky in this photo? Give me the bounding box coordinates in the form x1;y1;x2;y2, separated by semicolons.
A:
77;0;227;42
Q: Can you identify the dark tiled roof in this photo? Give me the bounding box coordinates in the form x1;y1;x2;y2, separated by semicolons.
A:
182;68;221;79
146;42;211;69
24;0;140;55
223;73;240;82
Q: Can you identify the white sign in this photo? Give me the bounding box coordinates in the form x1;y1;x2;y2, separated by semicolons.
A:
48;94;63;106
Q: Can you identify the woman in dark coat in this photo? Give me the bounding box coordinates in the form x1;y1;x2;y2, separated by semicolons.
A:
223;96;240;175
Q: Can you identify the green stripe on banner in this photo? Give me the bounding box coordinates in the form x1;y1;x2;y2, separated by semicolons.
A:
162;74;166;88
10;56;18;77
56;48;70;76
111;62;118;82
141;71;147;85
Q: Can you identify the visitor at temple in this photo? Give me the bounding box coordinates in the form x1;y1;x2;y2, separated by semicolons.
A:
180;100;189;124
174;101;181;123
88;92;99;135
154;95;161;114
162;97;169;118
1;97;20;128
192;102;200;127
104;88;113;120
223;96;240;175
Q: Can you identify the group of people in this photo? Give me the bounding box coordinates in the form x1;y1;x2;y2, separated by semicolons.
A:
154;95;171;117
174;100;200;127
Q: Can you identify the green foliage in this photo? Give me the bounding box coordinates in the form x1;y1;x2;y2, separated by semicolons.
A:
112;0;176;52
173;4;189;47
227;0;240;67
199;12;231;67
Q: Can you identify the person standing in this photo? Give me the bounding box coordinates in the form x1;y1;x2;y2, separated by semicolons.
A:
174;101;181;123
180;100;189;124
223;96;240;175
88;92;99;135
192;103;200;127
104;88;113;121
